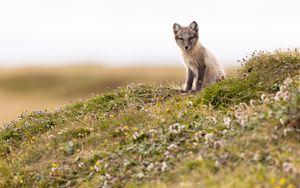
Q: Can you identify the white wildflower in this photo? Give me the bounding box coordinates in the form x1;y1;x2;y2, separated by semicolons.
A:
234;103;250;127
167;144;178;150
133;131;145;140
223;117;231;127
283;77;293;87
253;152;261;161
222;129;229;134
283;91;291;101
168;123;185;134
94;165;99;172
148;129;157;134
274;78;293;101
196;155;203;161
274;92;281;101
147;163;154;171
161;162;168;172
78;162;85;168
51;167;57;172
102;180;109;188
283;162;294;173
123;159;130;168
249;99;256;107
204;133;214;144
48;134;54;139
105;173;112;180
260;94;266;101
206;116;217;124
136;172;144;179
279;118;286;126
187;101;193;106
164;151;172;159
133;132;139;140
283;128;293;136
260;94;270;103
240;153;245;159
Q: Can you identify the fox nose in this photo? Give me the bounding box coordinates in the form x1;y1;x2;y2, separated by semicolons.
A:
184;46;189;50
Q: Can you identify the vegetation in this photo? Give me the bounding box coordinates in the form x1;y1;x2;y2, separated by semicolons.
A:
200;50;300;108
0;50;299;187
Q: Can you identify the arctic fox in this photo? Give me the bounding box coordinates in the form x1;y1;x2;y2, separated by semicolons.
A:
173;21;225;92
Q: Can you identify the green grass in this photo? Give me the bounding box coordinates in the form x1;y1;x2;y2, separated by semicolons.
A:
0;50;299;187
199;49;300;108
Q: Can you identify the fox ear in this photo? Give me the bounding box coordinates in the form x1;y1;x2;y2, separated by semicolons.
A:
173;23;181;34
189;21;198;32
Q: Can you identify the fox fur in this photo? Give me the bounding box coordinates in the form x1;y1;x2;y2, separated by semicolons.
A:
173;21;225;91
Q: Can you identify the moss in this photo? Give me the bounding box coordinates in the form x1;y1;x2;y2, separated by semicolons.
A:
198;78;261;108
198;49;300;108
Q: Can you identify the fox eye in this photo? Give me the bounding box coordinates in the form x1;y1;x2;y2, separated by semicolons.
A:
178;37;183;40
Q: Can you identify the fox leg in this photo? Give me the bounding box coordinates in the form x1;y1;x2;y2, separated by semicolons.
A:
194;64;206;91
184;68;194;91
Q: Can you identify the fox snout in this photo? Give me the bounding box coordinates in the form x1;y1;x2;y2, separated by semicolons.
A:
178;40;193;51
184;45;193;51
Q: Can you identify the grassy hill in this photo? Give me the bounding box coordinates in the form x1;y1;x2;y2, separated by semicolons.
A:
0;50;299;187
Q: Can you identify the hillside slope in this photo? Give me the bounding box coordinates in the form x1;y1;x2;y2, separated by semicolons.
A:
0;50;299;188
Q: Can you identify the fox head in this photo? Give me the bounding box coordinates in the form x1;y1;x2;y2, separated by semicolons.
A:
173;21;199;51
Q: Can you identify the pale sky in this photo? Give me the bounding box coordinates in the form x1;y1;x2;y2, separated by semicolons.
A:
0;0;300;67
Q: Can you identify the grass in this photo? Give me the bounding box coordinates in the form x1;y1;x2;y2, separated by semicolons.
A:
199;50;300;108
0;50;299;187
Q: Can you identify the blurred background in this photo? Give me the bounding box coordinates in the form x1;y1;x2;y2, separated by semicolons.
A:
0;0;300;124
